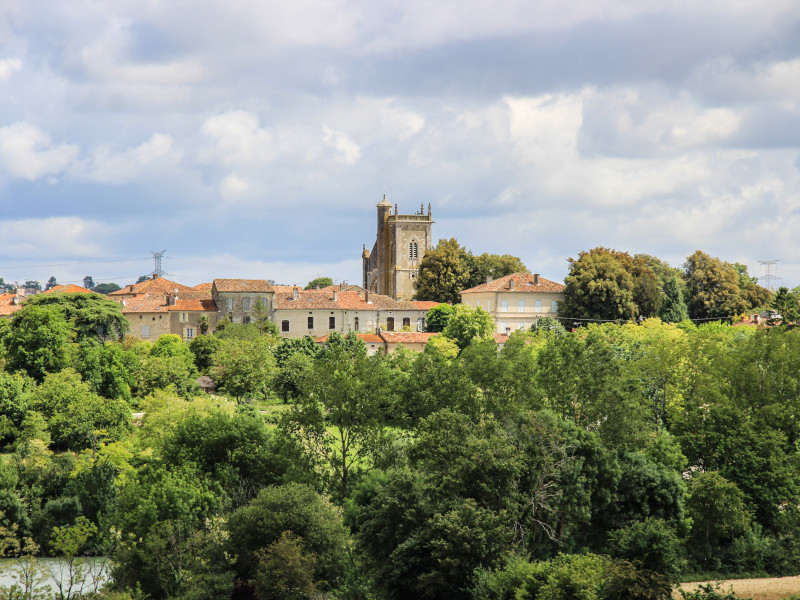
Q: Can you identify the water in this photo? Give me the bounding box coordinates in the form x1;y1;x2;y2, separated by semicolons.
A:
0;557;110;594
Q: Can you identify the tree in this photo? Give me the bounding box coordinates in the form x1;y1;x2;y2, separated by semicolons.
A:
305;277;334;290
414;238;472;303
189;335;222;374
425;303;455;332
82;276;95;291
1;305;73;382
561;248;638;322
24;281;42;292
465;253;528;289
683;251;750;320
92;282;121;295
213;338;277;402
442;304;495;350
22;292;129;345
659;276;689;323
771;287;798;325
45;276;57;291
251;297;273;335
135;275;150;284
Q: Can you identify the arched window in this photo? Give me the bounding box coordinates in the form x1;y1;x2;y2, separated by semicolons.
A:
409;241;418;260
354;317;359;331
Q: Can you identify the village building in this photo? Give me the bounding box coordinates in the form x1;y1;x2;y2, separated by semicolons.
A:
211;279;275;324
460;272;565;334
362;196;434;301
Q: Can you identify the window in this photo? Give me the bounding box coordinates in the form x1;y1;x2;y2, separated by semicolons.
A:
141;325;150;337
308;316;314;329
486;300;491;311
551;300;558;313
403;317;411;328
354;317;359;331
282;320;289;332
243;297;250;311
476;300;481;308
518;322;525;329
518;300;525;312
186;328;194;339
500;300;508;312
535;300;542;313
409;241;418;259
243;316;251;324
181;312;187;322
329;316;335;329
227;298;233;310
387;317;395;331
500;321;508;333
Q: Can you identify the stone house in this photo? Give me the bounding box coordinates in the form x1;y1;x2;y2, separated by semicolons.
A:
211;279;275;325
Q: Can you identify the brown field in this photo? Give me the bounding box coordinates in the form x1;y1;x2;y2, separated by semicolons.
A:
677;576;800;600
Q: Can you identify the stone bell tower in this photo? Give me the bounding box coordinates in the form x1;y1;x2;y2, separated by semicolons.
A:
362;196;434;300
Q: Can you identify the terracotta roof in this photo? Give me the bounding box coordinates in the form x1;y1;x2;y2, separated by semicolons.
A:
460;273;565;294
320;284;369;294
168;299;217;312
315;333;384;344
44;284;94;294
109;276;194;296
411;301;441;311
0;293;22;316
274;289;420;311
380;332;436;344
494;333;510;344
213;279;275;293
192;283;213;291
115;295;169;313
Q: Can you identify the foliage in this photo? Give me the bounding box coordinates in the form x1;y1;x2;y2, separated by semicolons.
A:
1;305;74;382
414;238;472;304
213;338;277;401
188;334;222;375
425;303;455;333
23;292;129;344
561;247;639;322
442;304;495;350
465;253;528;289
683;251;762;320
305;277;334;290
771;286;798;324
93;282;122;295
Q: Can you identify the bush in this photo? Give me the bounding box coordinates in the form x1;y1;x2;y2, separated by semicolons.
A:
607;518;684;578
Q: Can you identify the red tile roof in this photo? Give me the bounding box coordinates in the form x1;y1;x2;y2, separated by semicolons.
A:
315;333;384;344
380;332;436;344
0;293;22;316
44;284;94;294
274;289;421;311
115;296;169;313
461;272;565;294
213;279;275;293
192;282;213;291
411;301;441;311
168;299;217;312
109;276;194;296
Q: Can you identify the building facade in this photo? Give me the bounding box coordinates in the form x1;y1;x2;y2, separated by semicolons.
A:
362;196;434;301
460;272;565;334
211;279;275;324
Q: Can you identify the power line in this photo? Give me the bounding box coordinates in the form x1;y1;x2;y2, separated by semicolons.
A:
758;259;781;291
0;257;150;271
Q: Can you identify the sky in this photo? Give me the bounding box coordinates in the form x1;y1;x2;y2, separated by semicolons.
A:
2;0;800;289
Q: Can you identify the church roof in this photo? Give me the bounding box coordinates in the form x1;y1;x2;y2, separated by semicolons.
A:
376;194;391;207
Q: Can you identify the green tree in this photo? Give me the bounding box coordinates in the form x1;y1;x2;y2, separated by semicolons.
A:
45;276;57;291
771;287;798;324
425;303;455;333
465;253;528;289
189;335;222;374
561;248;638;322
213;338;277;401
414;238;472;303
92;282;121;295
683;251;750;320
442;304;495;350
305;277;334;290
659;276;689;322
23;291;129;344
196;314;210;335
254;532;318;600
82;276;95;291
1;304;73;382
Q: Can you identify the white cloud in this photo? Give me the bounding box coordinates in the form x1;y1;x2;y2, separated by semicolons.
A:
0;58;21;81
219;174;249;199
0;217;109;258
78;133;180;184
200;111;274;167
322;126;360;165
0;122;79;180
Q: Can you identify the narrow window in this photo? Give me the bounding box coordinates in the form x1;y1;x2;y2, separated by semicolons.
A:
243;297;250;311
387;317;395;331
500;300;508;312
186;328;194;339
329;316;335;329
500;321;508;333
141;325;150;337
486;300;491;311
354;317;359;331
227;298;233;310
282;320;289;332
476;300;481;308
518;322;525;329
535;300;542;313
551;300;558;313
308;316;314;329
403;317;411;328
181;312;187;322
518;300;525;312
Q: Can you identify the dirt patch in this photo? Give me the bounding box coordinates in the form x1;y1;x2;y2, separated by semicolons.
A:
677;576;800;600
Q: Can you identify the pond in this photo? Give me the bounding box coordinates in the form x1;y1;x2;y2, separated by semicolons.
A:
0;557;110;594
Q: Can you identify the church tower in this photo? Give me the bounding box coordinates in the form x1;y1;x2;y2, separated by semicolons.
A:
363;196;434;300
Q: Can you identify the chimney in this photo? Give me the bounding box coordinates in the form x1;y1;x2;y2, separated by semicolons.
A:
365;290;371;304
534;273;540;285
316;284;320;291
486;275;492;284
505;326;511;336
152;273;158;279
333;290;338;302
292;287;300;300
509;279;515;290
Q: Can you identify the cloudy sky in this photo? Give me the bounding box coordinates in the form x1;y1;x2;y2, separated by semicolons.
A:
1;0;800;289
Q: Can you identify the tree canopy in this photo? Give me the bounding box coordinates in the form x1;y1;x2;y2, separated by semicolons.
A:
305;277;334;290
